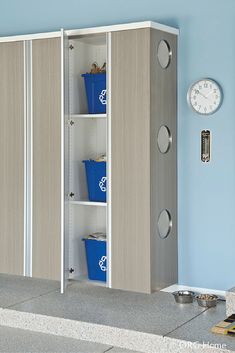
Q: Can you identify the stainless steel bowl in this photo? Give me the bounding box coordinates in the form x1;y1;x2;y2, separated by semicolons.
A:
172;290;195;304
196;294;218;308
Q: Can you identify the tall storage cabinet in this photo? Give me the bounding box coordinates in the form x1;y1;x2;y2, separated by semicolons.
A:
110;28;177;293
0;22;178;294
0;34;64;281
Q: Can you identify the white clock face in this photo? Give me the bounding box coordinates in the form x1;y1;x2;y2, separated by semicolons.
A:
188;79;222;115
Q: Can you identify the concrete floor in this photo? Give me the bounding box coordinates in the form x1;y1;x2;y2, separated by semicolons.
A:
8;280;207;335
0;273;60;308
0;274;234;353
0;325;139;353
168;301;235;352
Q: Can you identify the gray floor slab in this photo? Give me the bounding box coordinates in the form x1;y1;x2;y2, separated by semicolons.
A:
0;325;141;353
10;280;206;336
0;325;112;353
167;301;235;352
0;274;60;308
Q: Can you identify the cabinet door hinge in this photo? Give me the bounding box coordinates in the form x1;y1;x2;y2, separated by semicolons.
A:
68;119;74;126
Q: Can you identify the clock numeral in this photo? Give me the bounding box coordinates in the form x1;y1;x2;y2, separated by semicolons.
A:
204;83;208;88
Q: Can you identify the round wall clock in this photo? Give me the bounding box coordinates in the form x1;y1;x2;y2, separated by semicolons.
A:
187;78;223;115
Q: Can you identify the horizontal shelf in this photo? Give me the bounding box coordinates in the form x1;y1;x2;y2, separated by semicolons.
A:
70;276;107;287
69;200;107;207
70;113;107;119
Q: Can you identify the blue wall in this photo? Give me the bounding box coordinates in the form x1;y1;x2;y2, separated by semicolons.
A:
1;0;235;290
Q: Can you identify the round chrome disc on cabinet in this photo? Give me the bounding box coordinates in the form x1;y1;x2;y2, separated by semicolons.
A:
157;40;172;69
157;125;172;154
157;209;172;239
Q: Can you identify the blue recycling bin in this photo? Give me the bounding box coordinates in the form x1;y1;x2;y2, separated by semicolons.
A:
82;73;106;114
83;160;106;202
83;238;107;282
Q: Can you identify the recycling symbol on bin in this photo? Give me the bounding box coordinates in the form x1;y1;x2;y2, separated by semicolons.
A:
99;256;107;272
99;89;106;105
99;176;107;192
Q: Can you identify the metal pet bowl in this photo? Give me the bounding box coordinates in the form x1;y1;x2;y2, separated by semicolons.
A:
196;294;218;308
172;290;195;304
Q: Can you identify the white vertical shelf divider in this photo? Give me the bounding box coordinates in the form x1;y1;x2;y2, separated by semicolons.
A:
70;200;107;207
106;32;112;288
60;29;65;294
61;28;70;293
70;113;107;119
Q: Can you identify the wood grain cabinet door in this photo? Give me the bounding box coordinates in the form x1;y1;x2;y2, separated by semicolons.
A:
32;38;61;281
0;42;25;275
110;29;151;293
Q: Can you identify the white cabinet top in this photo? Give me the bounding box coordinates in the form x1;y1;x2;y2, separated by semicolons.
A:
0;21;179;43
66;21;179;37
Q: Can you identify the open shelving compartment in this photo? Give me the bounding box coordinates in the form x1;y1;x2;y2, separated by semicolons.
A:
67;32;108;286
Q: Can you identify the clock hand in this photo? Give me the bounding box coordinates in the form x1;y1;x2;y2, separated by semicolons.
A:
198;91;207;99
205;90;214;98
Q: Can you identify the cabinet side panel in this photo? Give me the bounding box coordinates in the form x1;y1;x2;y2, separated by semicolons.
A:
111;29;151;293
32;38;61;280
0;42;24;275
150;29;178;290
